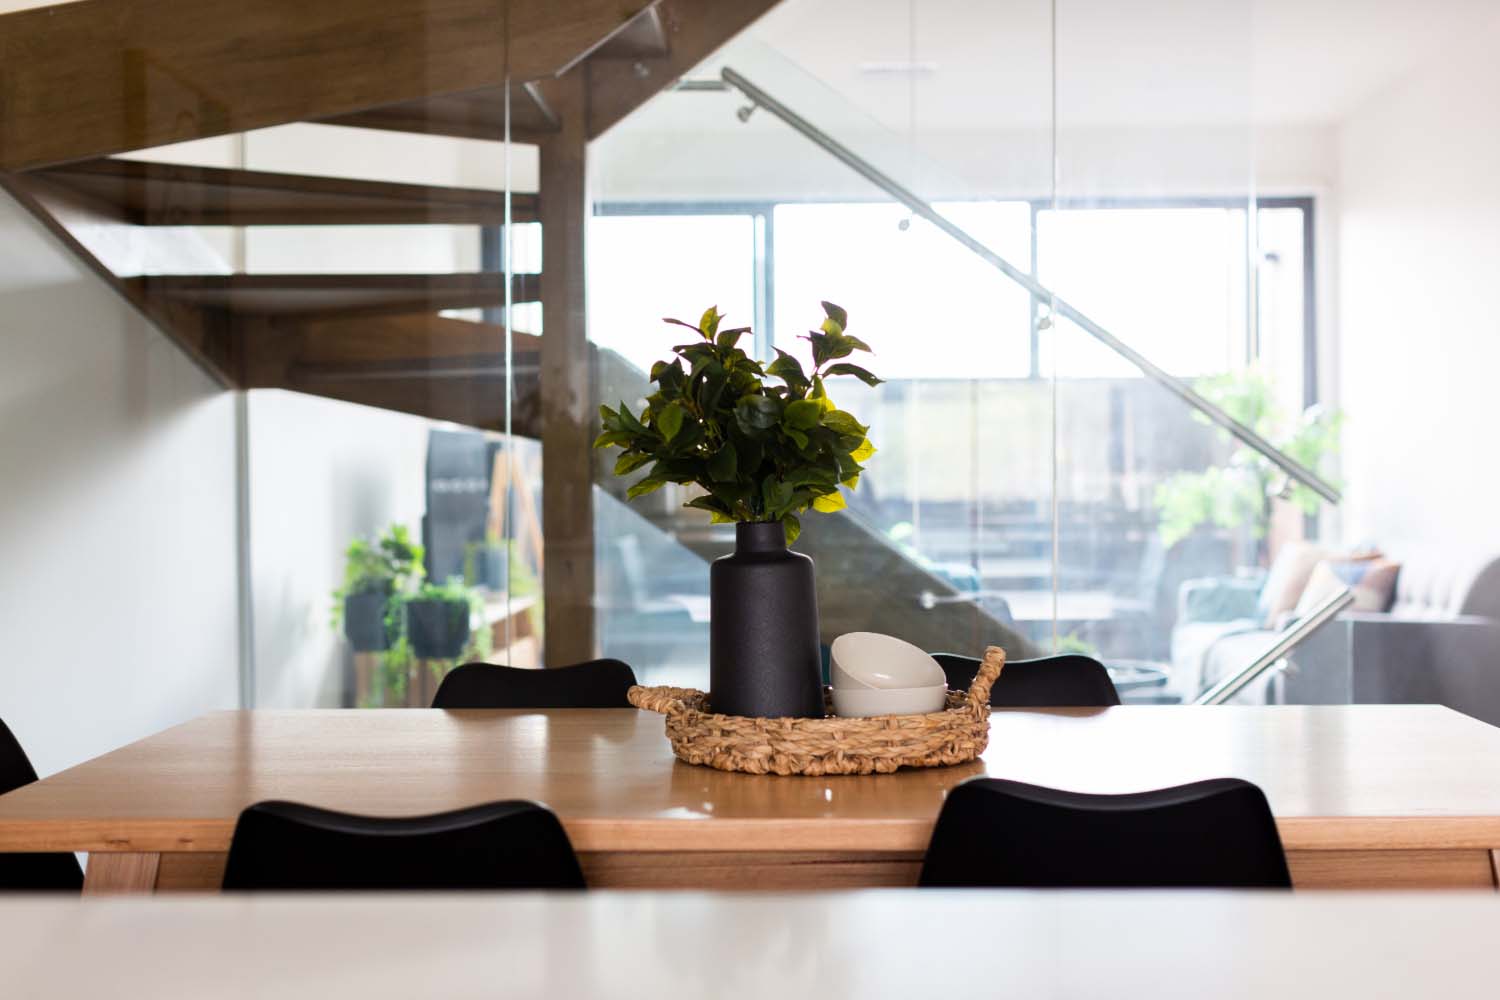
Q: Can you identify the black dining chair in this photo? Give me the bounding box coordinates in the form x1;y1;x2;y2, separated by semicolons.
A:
221;799;586;891
0;718;85;892
430;658;638;709
919;776;1291;889
931;652;1121;707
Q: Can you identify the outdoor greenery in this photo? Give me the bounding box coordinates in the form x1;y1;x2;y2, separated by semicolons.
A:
329;523;424;629
594;301;882;545
1154;370;1343;553
330;526;493;706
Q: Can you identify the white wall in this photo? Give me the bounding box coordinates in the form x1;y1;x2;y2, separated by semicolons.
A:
247;391;430;708
0;191;240;777
1337;9;1500;554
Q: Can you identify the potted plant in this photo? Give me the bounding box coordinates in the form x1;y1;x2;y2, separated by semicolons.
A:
595;301;881;718
403;577;488;706
405;577;480;660
331;524;424;653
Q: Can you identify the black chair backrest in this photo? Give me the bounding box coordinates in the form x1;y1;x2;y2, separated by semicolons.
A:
0;718;84;892
221;799;586;891
931;653;1121;707
431;659;637;709
919;777;1291;889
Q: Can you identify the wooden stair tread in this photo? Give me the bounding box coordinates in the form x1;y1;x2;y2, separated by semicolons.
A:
130;273;540;317
283;369;541;437
0;0;660;171
33;159;535;226
320;81;562;144
319;5;675;144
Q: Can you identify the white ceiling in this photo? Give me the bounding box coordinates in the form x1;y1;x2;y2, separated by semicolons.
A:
700;0;1499;130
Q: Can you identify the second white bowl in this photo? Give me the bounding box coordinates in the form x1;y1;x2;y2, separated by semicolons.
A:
830;632;945;690
831;683;949;718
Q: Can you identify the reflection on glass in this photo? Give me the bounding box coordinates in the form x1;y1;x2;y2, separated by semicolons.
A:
588;214;757;371
774;201;1032;377
1038;206;1249;378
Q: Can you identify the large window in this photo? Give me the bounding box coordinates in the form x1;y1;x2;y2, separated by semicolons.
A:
594;198;1312;390
773;201;1033;378
587;213;759;372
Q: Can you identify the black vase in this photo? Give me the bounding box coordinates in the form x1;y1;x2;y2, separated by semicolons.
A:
709;521;825;719
406;599;471;659
343;590;392;652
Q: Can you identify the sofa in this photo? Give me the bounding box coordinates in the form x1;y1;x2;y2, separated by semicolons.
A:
1169;548;1500;725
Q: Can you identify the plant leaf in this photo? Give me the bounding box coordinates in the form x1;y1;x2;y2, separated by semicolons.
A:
734;394;780;433
782;514;802;546
663;317;704;336
762;478;794;514
825;362;884;387
812;490;847;513
613;452;654;475
616;402;648;435
657;401;685;442
784;398;822;430
850;437;876;462
626;477;667;500
592;430;633;449
784;427;809;449
699;306;721;340
716;326;749;350
685;495;730;517
821;301;848;330
767;349;809;392
804;331;833;369
821;409;868;438
707;440;738;483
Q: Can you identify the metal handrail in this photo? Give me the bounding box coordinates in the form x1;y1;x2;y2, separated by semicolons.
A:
721;67;1341;505
1193;586;1355;705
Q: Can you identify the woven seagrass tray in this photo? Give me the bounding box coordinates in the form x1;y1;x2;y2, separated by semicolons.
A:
627;645;1004;776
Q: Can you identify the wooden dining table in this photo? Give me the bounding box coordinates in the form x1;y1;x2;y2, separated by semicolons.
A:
2;704;1500;892
5;890;1498;998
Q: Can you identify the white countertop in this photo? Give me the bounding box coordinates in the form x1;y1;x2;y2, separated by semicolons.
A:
3;890;1497;999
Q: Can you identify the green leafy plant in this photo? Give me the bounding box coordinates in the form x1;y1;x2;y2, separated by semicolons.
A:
594;301;882;544
1154;370;1343;553
330;523;424;628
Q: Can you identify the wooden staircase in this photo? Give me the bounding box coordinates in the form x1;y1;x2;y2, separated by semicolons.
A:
1;0;1035;669
0;0;776;413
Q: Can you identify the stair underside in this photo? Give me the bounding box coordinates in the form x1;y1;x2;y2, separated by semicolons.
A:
244;313;543;434
128;273;539;318
33;159;534;227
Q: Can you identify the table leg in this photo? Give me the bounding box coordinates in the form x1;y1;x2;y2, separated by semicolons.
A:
83;852;161;894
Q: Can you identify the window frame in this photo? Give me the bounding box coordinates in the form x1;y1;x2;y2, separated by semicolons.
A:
588;195;1317;404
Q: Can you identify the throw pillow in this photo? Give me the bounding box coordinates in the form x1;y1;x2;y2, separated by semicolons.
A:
1257;542;1330;627
1295;558;1400;618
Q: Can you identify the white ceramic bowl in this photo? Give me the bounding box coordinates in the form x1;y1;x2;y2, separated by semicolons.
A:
831;683;949;718
829;632;945;690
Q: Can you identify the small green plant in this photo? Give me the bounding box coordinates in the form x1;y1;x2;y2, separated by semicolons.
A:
594;301;882;544
330;523;424;628
1154;370;1342;553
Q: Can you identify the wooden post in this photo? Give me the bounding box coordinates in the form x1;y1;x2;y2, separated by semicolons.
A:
537;70;597;667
